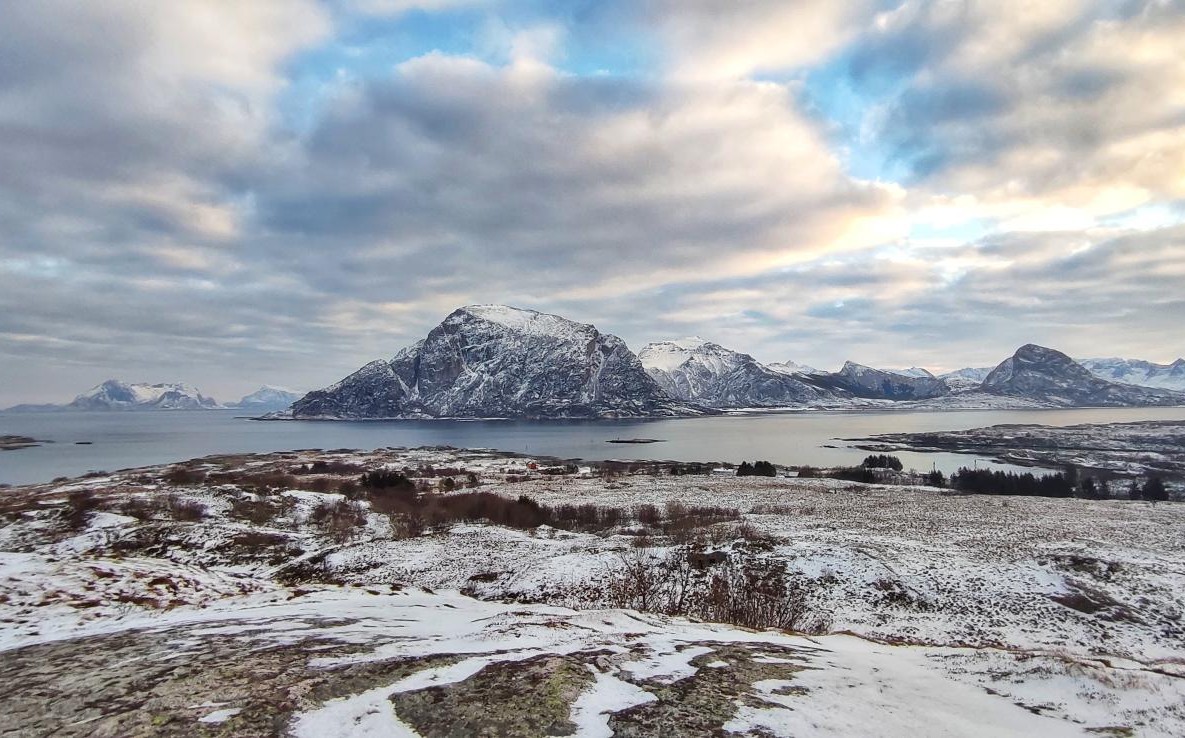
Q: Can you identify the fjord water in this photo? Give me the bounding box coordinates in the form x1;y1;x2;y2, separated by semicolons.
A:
3;407;1184;486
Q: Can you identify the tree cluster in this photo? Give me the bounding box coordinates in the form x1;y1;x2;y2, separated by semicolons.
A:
736;460;777;477
862;454;903;471
950;467;1084;497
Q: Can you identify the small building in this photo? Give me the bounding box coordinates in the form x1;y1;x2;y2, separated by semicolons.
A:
711;467;734;477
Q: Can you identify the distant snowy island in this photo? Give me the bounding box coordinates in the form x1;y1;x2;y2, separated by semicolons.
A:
3;382;300;413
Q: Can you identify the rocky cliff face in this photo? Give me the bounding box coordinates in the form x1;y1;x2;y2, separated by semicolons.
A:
940;367;993;392
806;362;951;400
981;345;1185;406
638;338;830;408
291;305;706;419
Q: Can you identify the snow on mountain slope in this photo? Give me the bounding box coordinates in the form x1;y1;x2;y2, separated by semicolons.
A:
806;362;951;400
940;366;993;392
982;345;1185;407
291;305;705;419
766;360;822;376
68;380;219;410
1079;357;1185;392
638;338;832;408
232;385;301;410
886;367;936;379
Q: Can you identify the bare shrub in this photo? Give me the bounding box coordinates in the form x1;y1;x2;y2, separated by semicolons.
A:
294;460;364;476
606;547;825;633
662;502;740;543
229;496;280;526
63;489;100;530
118;497;154;521
250;472;297;494
310;499;368;542
163;466;206;486
636;504;661;527
307;477;334;493
167;495;206;522
338;479;360;498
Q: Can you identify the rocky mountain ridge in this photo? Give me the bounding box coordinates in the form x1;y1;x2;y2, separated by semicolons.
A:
1079;357;1185;393
981;345;1183;407
638;338;831;408
290;305;706;419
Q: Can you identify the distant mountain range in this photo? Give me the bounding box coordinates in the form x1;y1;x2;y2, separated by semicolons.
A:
3;382;301;412
273;305;1184;419
1077;357;1185;393
6;305;1182;417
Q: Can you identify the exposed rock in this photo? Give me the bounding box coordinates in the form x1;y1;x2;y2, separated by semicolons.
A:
805;361;951;400
291;305;707;419
981;345;1184;407
638;338;832;408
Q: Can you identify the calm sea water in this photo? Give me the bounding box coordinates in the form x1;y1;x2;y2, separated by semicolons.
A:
2;407;1183;486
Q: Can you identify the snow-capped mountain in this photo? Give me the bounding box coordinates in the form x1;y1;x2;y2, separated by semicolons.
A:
1078;357;1185;393
940;367;994;392
638;338;831;408
981;345;1184;407
886;367;936;379
232;386;301;411
290;305;707;419
807;362;951;400
766;360;823;376
68;380;219;410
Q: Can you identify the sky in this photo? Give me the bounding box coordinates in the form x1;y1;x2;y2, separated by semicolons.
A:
1;0;1184;405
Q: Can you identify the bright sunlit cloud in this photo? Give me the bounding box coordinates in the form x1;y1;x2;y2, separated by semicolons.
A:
1;0;1183;404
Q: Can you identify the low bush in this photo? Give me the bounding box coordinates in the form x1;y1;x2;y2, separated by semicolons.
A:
63;489;100;530
119;497;155;521
166;495;206;522
229;496;281;526
310;499;368;542
164;466;207;486
606;547;825;633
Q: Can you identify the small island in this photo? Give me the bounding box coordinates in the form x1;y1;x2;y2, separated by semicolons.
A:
606;438;665;444
0;435;49;451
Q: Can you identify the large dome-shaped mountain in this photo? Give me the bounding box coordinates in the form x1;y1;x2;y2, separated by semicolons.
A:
981;344;1184;406
638;338;830;408
290;305;706;419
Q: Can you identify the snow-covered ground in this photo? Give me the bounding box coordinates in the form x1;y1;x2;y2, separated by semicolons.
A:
1;447;1183;736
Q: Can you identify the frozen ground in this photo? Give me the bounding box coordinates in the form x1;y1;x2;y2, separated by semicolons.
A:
856;419;1185;481
1;447;1183;736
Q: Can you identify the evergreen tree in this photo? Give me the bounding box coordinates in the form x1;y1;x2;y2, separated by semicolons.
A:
736;461;755;477
1142;477;1168;502
753;460;777;477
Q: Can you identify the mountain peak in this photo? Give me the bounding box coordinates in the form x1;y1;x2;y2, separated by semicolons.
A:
292;306;704;419
982;345;1182;406
1013;344;1070;362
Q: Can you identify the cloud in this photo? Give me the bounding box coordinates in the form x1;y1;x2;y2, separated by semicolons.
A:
0;0;1182;405
250;51;900;303
845;0;1185;213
